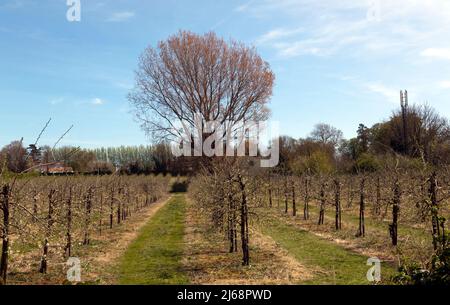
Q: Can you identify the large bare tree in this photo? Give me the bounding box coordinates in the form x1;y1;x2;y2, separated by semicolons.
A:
128;31;275;143
310;123;343;148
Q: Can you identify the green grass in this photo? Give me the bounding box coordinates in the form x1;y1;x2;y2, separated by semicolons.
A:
259;214;397;285
272;195;431;241
118;194;189;285
309;204;430;240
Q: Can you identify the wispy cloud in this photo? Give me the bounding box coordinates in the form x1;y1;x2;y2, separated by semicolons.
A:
243;0;450;59
256;27;303;45
421;48;450;61
92;98;105;105
106;11;135;22
439;81;450;89
365;82;399;104
234;0;256;12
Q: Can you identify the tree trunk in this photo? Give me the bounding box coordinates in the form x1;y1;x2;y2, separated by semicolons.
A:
83;187;92;245
0;185;10;285
390;178;400;246
375;176;381;216
347;181;353;208
32;190;38;223
429;172;441;251
227;193;237;253
334;179;342;230
40;189;55;274
357;178;365;237
284;178;288;214
318;182;325;225
277;187;280;208
304;177;309;220
117;200;121;225
109;187;114;229
292;183;296;217
99;193;103;235
238;176;250;266
64;186;72;258
268;188;272;208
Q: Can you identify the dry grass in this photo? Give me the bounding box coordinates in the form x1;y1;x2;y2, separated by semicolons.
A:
6;195;171;285
82;195;171;284
182;197;313;284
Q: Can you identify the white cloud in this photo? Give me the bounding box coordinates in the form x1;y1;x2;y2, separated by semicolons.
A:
439;81;450;89
244;1;450;59
276;42;322;57
107;11;135;22
421;48;450;61
234;0;257;12
92;98;105;105
365;83;399;104
256;27;303;44
235;4;250;12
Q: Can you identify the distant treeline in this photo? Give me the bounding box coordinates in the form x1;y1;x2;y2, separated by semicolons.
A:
277;98;450;175
0;142;189;176
54;143;191;175
1;96;449;176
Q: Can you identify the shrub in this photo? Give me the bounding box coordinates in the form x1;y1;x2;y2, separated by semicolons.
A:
355;153;380;173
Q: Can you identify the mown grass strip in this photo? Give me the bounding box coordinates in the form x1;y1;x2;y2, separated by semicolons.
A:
280;203;430;241
259;214;397;285
118;194;188;284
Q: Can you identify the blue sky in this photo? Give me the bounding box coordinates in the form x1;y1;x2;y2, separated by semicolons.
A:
1;0;450;148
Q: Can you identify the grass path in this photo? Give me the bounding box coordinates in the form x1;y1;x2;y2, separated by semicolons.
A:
271;195;431;241
269;197;434;264
118;194;188;284
258;214;398;284
116;193;398;285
